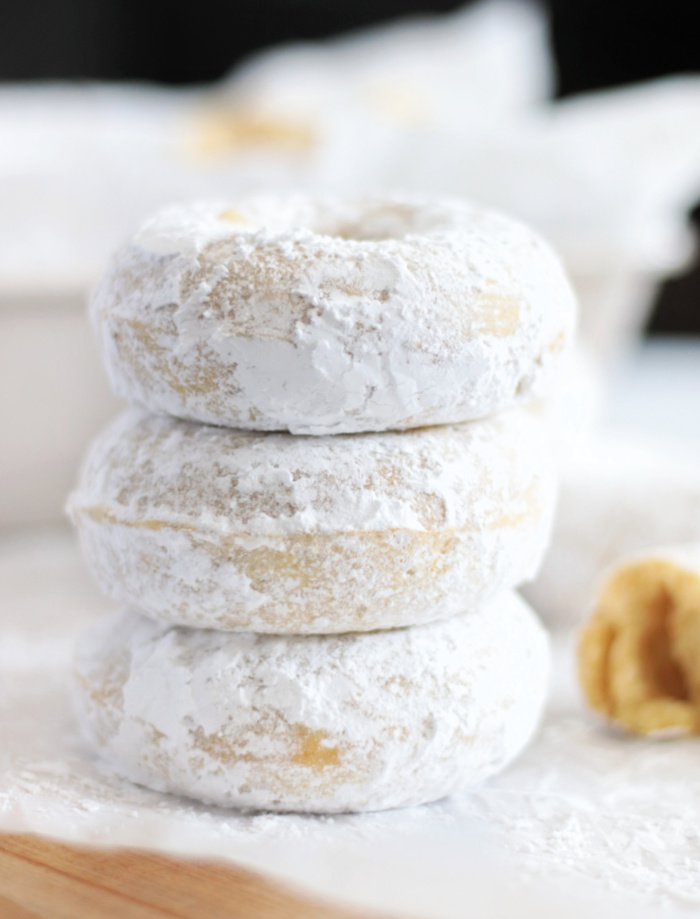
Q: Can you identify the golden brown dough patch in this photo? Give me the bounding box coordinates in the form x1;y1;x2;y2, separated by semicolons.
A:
579;555;700;736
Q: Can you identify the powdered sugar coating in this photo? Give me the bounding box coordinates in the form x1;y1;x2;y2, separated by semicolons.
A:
68;408;556;633
90;195;575;435
72;592;549;813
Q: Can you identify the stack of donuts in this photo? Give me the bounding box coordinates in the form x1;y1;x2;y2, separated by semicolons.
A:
68;195;576;813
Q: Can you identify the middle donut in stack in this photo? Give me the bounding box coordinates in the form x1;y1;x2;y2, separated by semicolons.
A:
70;194;576;812
69;408;557;633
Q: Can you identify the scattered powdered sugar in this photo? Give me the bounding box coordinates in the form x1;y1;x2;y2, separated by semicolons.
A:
91;194;575;435
446;630;700;906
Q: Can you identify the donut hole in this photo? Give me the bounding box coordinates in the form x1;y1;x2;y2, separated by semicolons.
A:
315;202;443;242
220;199;447;241
582;560;700;735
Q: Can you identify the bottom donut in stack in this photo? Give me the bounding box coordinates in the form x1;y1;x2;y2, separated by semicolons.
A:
73;592;548;813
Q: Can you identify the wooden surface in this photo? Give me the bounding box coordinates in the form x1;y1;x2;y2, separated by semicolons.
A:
0;834;392;919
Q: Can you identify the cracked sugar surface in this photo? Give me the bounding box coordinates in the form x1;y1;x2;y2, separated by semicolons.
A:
72;592;549;813
91;194;575;434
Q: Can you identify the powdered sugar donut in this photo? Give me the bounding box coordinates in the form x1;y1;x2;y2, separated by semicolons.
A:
90;195;576;435
67;407;556;633
73;592;549;813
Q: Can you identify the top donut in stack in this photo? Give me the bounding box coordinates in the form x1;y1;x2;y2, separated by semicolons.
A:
71;194;576;635
90;196;575;436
